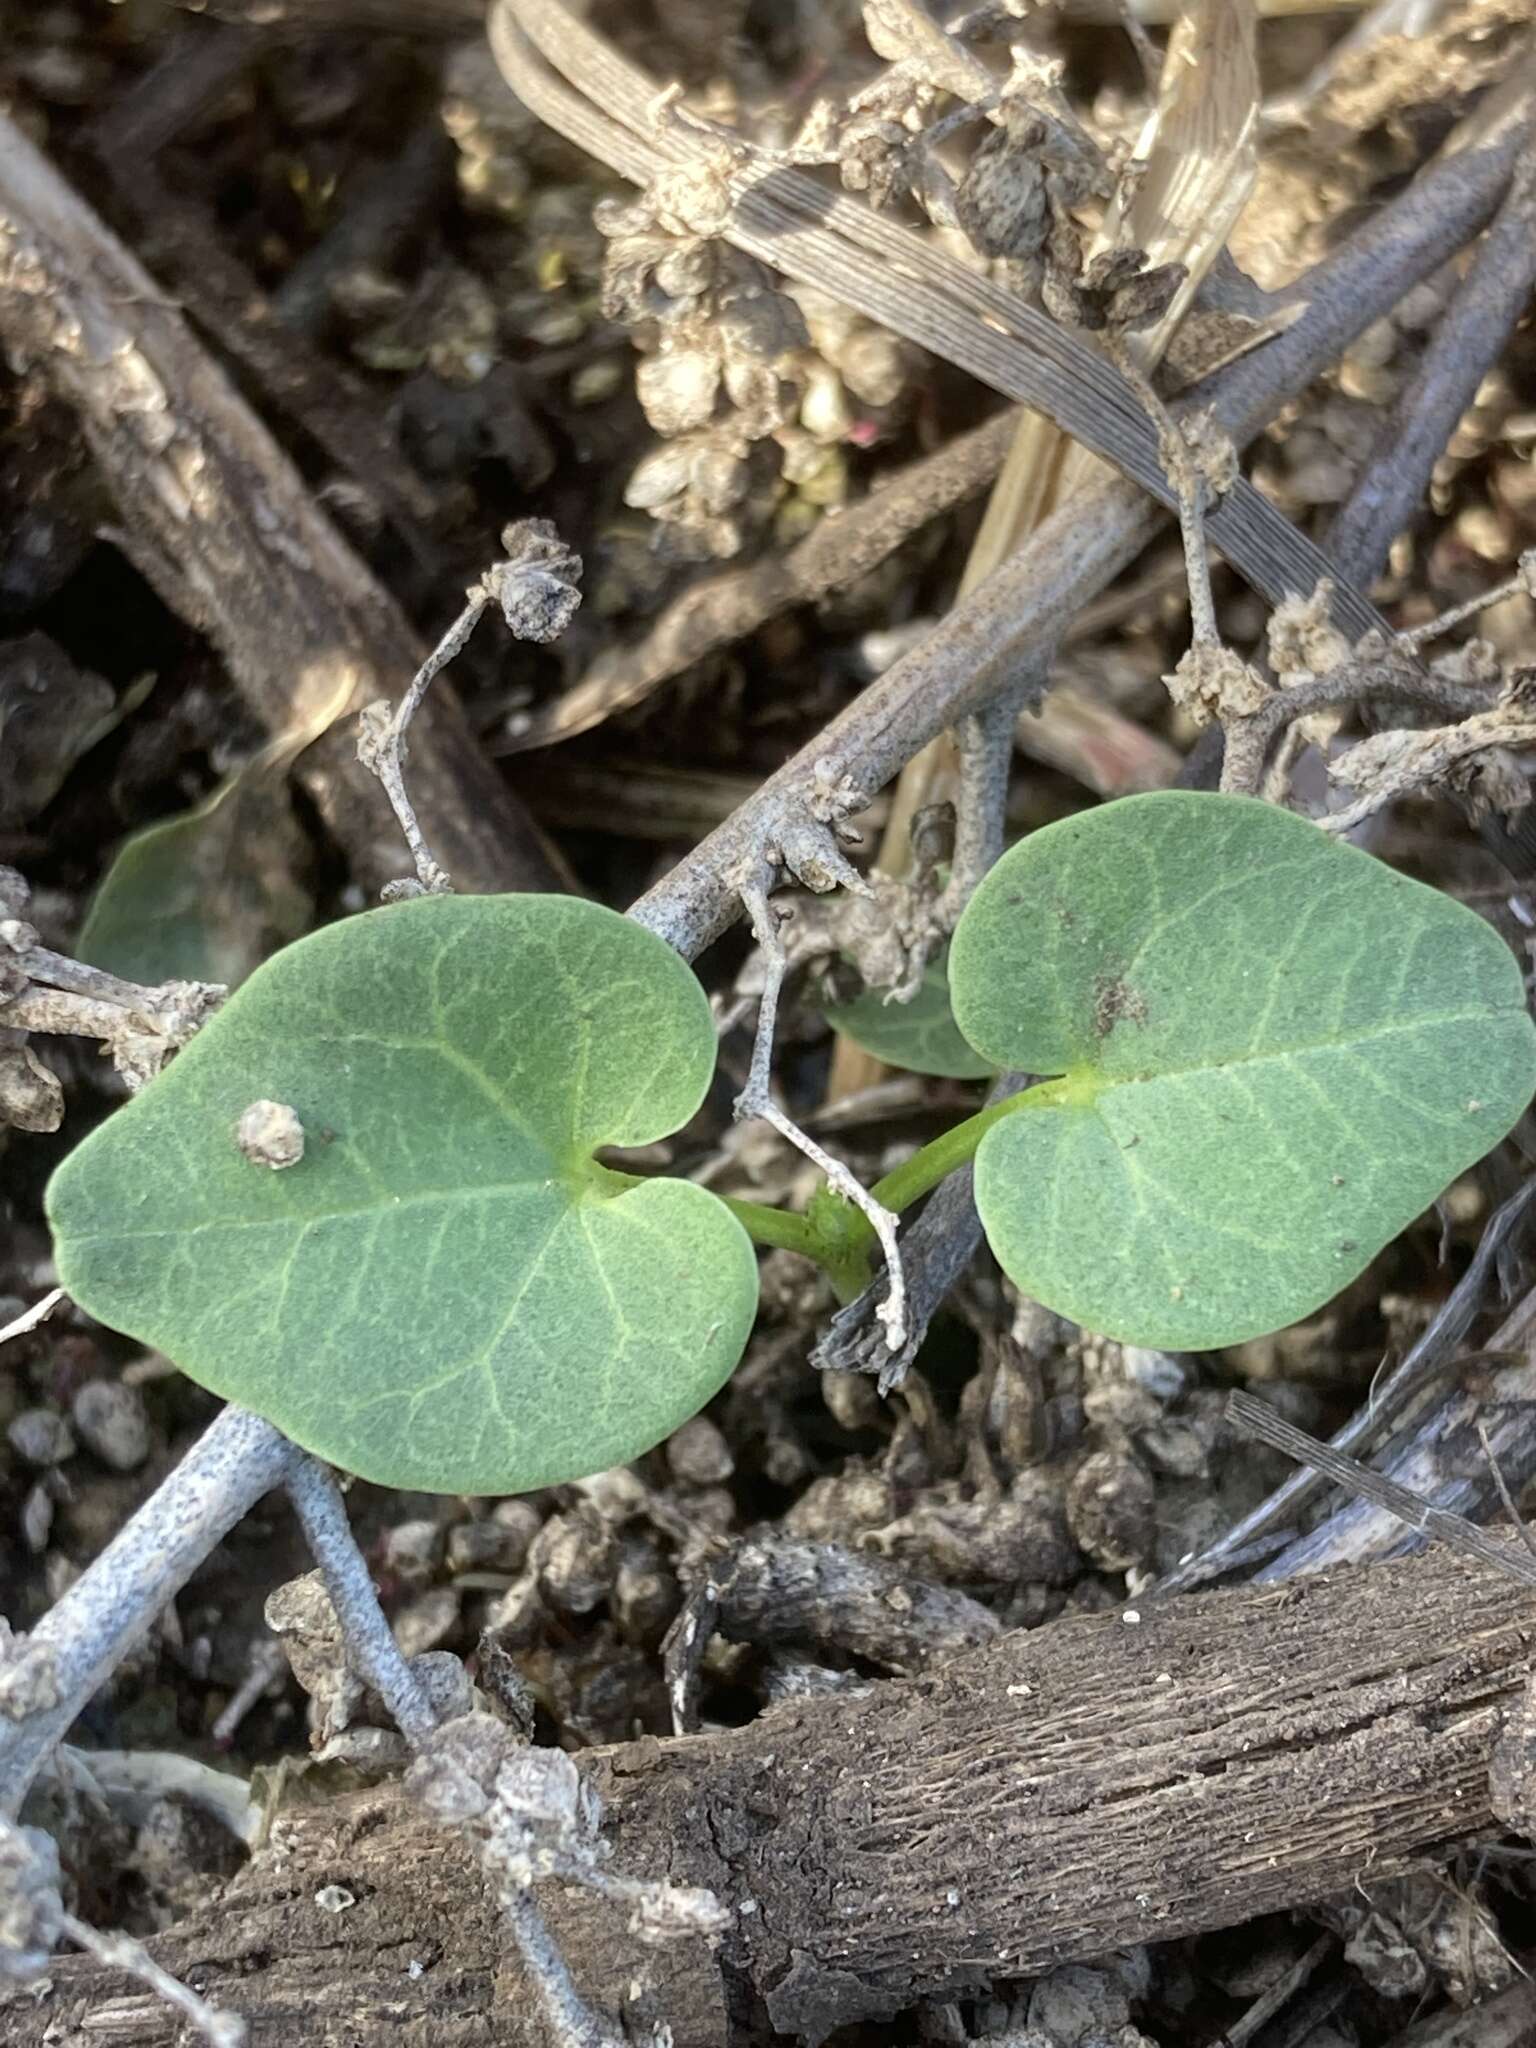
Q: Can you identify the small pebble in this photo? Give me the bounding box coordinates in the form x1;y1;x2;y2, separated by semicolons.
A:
665;1415;734;1488
408;1651;473;1725
447;1513;536;1576
9;1407;74;1467
393;1587;459;1660
384;1519;444;1584
21;1480;53;1553
71;1380;151;1471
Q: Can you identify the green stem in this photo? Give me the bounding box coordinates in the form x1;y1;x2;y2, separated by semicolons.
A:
719;1195;875;1303
870;1088;1033;1214
595;1084;1038;1304
714;1193;828;1263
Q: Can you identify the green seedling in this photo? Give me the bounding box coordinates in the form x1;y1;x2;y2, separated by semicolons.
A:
48;792;1536;1494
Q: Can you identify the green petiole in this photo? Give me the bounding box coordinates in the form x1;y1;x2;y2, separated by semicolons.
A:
682;1084;1043;1300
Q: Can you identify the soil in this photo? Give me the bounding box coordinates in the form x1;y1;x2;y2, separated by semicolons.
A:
4;3;1536;2045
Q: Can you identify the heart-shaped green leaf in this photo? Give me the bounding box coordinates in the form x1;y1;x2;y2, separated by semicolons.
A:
47;895;758;1494
825;949;995;1080
949;791;1536;1349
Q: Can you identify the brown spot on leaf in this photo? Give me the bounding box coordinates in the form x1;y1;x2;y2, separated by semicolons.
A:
1093;975;1147;1039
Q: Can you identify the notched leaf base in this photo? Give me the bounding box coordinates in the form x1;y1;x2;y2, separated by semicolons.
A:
47;894;759;1495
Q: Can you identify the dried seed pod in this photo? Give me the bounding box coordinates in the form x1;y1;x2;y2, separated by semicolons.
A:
956;115;1048;264
484;520;582;643
721;353;799;437
718;276;808;363
1053;247;1184;336
636;346;722;437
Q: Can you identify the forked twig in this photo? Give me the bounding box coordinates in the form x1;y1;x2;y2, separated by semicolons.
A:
358;521;582;899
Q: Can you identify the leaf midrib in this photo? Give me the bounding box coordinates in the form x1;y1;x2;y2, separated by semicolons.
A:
62;1174;576;1245
1030;1006;1512;1101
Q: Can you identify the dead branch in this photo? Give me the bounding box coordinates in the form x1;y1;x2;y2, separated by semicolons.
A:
8;1541;1534;2046
622;88;1534;954
1328;138;1536;580
0;115;564;900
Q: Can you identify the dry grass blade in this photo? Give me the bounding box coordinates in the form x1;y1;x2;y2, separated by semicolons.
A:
1110;2;1261;337
489;0;1390;645
1228;1391;1536;1592
837;0;1259;1098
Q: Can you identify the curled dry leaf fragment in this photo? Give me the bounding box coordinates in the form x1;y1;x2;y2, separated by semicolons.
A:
235;1100;305;1171
1163;642;1269;725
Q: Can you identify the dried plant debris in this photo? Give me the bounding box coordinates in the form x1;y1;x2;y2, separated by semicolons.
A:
7;4;1536;2046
